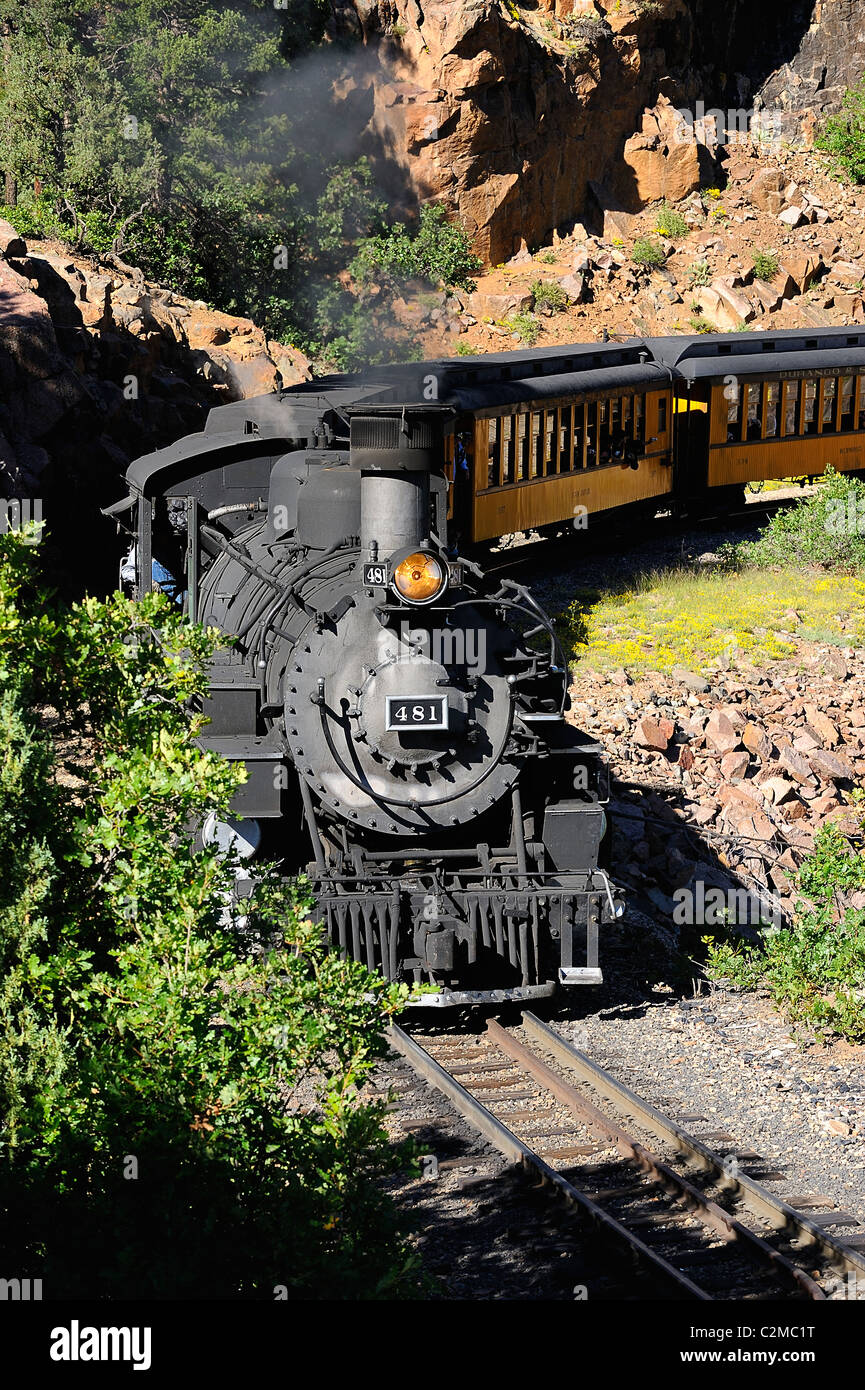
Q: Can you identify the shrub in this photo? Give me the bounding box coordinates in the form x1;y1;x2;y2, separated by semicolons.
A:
817;77;865;183
506;311;541;344
752;250;779;281
706;825;865;1041
351;204;482;291
689;315;717;334
631;236;666;268
530;279;568;311
654;202;689;239
687;259;711;286
725;467;865;575
0;529;419;1298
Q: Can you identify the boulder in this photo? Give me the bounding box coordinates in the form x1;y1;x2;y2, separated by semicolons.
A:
778;253;823;294
720;750;750;780
671;666;710;694
557;272;586;304
827;260;863;287
779;206;807;228
809;748;857;783
469;289;533;318
0;218;26;259
750;168;786;215
750;278;783;313
634;716;674;751
705;709;742;753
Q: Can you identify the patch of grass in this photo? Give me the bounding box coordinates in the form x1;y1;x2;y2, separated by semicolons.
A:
530;279;568;311
631;236;666;269
706;825;865;1042
751;250;779;281
689;315;717;334
454;341;476;355
537;250;559;265
654;202;689;239
558;565;865;676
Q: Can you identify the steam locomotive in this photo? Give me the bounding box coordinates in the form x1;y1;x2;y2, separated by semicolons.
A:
108;362;619;1006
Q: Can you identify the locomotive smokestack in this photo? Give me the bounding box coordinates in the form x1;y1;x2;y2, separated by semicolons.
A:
349;410;442;560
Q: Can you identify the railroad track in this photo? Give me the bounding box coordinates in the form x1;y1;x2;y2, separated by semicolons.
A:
389;1012;865;1301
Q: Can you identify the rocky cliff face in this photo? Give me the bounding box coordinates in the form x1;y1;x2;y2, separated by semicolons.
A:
331;0;863;263
0;225;310;591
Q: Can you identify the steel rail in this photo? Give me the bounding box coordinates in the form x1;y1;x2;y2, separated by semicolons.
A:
388;1024;711;1300
521;1010;865;1285
486;1019;823;1300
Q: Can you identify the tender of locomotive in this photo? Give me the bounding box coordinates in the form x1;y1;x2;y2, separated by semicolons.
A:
111;371;619;1005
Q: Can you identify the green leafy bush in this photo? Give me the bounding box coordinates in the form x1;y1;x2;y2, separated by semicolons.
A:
752;250;779;281
654;202;689;239
817;77;865;183
706;825;865;1041
687;259;711;286
351;205;482;291
631;236;666;268
0;529;418;1298
506;311;541;344
724;467;865;575
530;279;568;311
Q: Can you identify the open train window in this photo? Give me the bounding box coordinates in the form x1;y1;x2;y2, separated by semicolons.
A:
783;381;800;437
574;403;585;467
822;378;838;433
559;406;573;472
598;400;611;465
487;418;499;487
531;412;543;478
657;396;668;435
633;394;645;452
765;382;780;438
501;414;515;484
586;402;598;467
841;376;855;431
517;413;530;480
803;379;818;435
548;411;558;474
727;382;742;441
746;383;762;440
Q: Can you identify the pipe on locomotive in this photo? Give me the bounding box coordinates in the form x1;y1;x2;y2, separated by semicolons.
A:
348;408;443;560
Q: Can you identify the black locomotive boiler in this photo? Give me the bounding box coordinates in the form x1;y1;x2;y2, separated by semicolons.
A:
110;376;620;1005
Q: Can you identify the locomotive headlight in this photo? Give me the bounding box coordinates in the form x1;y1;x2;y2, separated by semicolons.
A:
392;551;446;605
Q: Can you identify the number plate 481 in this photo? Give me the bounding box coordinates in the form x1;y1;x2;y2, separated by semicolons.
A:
385;696;449;731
